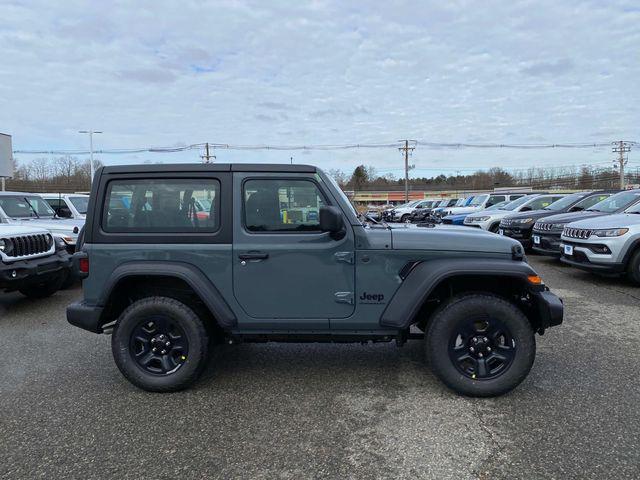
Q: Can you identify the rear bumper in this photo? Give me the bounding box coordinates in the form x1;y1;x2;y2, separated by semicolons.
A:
0;251;71;290
67;301;104;333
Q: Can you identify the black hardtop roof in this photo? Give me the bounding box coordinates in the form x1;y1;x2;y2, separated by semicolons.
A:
100;163;318;174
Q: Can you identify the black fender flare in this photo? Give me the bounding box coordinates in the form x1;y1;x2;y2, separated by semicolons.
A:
380;258;539;329
99;261;237;329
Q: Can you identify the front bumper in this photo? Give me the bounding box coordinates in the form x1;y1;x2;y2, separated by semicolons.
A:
559;240;626;274
501;226;533;247
533;289;564;329
0;250;71;290
531;232;562;256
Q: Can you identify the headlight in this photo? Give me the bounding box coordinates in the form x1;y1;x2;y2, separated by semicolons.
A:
516;218;534;224
594;228;629;237
0;238;6;252
469;216;490;222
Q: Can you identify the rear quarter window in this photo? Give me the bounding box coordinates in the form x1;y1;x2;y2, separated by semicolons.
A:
102;178;220;233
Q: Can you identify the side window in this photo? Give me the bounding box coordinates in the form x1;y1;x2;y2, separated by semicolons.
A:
509;194;525;201
244;179;326;232
46;199;63;209
103;178;220;232
528;196;555;210
487;195;505;207
576;194;609;210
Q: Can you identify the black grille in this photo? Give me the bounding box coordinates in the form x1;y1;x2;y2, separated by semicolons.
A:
1;234;52;258
563;227;593;239
534;222;557;231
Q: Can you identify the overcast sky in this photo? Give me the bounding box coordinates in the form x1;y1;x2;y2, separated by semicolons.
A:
1;0;639;177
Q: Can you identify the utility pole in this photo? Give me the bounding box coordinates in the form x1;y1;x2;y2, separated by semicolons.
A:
201;142;215;163
398;140;416;202
79;130;102;189
612;141;631;189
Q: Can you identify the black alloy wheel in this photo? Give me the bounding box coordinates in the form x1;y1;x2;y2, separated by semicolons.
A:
130;315;189;375
447;317;516;380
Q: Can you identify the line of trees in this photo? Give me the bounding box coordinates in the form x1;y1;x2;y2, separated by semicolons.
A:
330;164;639;192
5;156;102;193
5;157;639;194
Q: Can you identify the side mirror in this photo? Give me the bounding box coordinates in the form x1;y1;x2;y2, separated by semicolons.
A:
320;206;345;238
569;206;584;212
520;206;532;212
58;207;73;218
416;205;423;209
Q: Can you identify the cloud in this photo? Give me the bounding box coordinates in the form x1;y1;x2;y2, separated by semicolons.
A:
520;58;574;76
0;0;638;175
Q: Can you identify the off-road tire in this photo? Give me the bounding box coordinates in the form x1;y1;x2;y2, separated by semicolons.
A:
112;296;209;392
18;272;64;298
626;249;640;284
426;293;535;397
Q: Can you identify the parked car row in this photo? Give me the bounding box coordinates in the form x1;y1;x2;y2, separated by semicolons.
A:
376;188;640;284
407;188;640;285
0;192;89;297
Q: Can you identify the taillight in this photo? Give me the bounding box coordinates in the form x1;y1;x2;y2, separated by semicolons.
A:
79;257;89;274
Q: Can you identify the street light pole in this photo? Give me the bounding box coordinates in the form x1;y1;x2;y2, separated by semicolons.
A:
79;130;102;189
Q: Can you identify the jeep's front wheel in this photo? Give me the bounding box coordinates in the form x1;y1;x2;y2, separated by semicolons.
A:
426;294;535;397
112;297;209;392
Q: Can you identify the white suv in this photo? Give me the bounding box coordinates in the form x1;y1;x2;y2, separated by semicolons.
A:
41;193;90;219
0;224;71;297
464;194;565;232
560;201;640;283
387;199;440;223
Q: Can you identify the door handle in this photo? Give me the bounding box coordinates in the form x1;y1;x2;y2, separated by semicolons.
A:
238;252;269;261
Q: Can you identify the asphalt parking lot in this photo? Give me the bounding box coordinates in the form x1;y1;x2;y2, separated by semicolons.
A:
1;256;639;480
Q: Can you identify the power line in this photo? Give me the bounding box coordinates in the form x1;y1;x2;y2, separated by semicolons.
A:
13;139;639;156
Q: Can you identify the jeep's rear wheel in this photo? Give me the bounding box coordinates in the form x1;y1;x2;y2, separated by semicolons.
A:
426;294;535;397
112;297;209;392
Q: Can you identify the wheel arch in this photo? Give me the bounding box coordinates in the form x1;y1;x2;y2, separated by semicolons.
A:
380;258;555;333
98;261;236;331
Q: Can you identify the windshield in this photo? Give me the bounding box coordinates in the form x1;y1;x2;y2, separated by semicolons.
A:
323;173;358;219
588;191;640;213
455;198;466;206
625;201;640;214
544;192;585;211
0;195;57;218
468;194;488;206
486;200;509;210
69;196;90;214
500;195;535;211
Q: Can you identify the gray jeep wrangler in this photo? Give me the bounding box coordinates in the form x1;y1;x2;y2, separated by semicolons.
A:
67;163;563;397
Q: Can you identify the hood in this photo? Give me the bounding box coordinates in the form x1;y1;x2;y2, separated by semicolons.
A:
536;210;607;225
567;213;640;230
10;217;83;237
506;209;563;221
391;224;519;254
444;206;480;215
0;224;50;236
468;209;512;220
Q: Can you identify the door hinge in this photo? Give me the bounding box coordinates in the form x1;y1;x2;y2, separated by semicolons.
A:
334;251;354;264
334;291;354;305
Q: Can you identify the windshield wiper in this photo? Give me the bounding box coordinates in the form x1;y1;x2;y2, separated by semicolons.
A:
23;198;40;218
